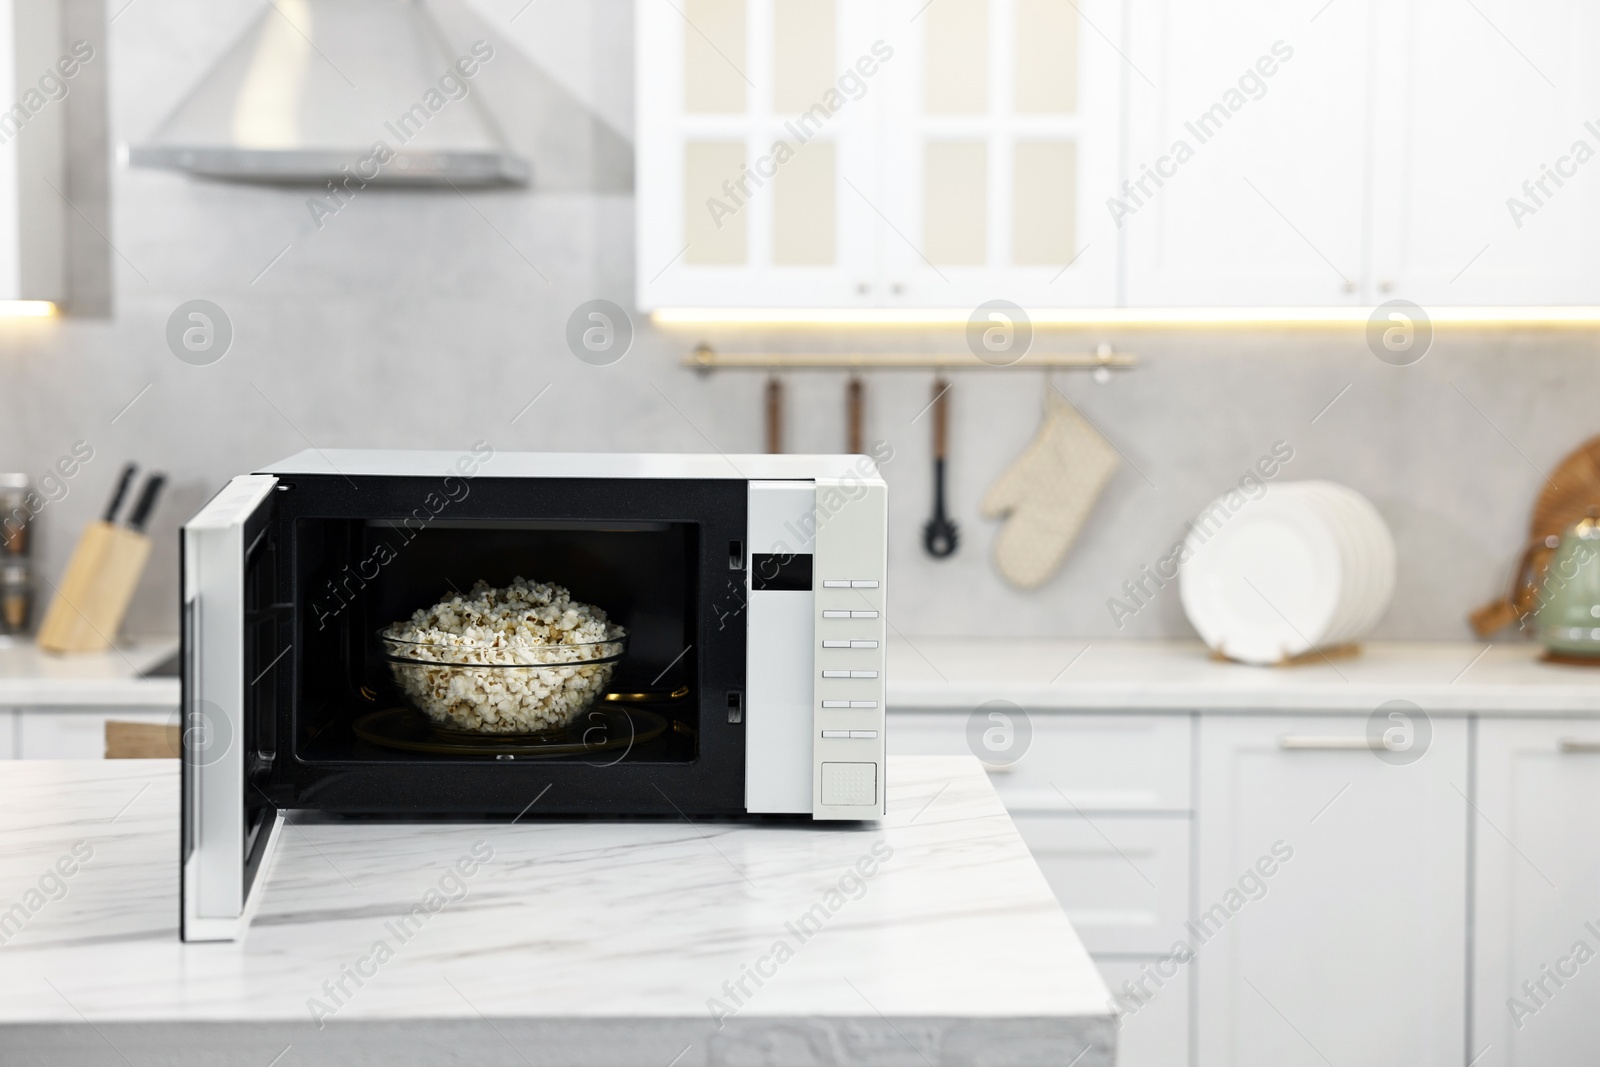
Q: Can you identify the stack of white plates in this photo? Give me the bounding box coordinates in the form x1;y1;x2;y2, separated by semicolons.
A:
1178;481;1396;665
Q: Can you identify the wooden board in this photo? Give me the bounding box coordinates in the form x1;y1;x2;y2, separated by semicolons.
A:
105;720;180;759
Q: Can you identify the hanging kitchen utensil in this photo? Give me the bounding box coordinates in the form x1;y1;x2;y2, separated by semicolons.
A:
765;376;784;454
846;375;865;454
981;388;1118;589
922;377;959;558
1471;434;1600;636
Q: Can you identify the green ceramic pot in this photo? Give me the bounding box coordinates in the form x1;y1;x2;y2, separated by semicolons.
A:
1535;518;1600;658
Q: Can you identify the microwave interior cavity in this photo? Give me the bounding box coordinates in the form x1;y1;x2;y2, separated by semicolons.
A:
295;516;699;766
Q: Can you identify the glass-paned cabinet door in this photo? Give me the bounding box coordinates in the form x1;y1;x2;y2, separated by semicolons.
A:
874;0;1123;308
1121;0;1372;306
637;0;884;309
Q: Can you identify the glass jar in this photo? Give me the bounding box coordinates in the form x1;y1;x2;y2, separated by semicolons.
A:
0;474;30;557
0;560;32;636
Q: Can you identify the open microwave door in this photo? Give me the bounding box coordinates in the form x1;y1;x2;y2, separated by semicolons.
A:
181;474;285;942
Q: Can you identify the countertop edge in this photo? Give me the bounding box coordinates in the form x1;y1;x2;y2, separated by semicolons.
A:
886;687;1600;714
0;1014;1117;1067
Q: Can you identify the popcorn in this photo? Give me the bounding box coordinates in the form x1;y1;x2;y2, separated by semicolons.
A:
381;577;625;734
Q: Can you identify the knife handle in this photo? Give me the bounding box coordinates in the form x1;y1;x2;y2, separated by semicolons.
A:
104;464;137;523
126;473;166;532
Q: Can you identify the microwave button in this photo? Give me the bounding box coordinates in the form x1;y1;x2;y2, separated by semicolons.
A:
821;729;851;738
850;610;879;618
822;700;850;708
821;762;878;806
849;700;878;709
822;669;850;678
822;580;851;588
850;580;879;588
850;670;879;678
822;639;851;648
848;730;879;739
822;610;850;618
849;640;879;649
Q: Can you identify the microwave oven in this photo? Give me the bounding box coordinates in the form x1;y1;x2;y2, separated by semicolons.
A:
179;449;888;941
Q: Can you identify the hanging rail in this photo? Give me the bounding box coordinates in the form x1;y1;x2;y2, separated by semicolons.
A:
683;342;1136;372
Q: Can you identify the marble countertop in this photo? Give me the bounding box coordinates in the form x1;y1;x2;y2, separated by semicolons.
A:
0;636;179;708
887;637;1600;714
0;757;1112;1066
4;634;1593;717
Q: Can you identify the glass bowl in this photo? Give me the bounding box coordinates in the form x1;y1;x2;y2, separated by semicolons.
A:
378;630;627;736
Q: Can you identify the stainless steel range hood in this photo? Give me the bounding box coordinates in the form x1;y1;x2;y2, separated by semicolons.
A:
129;0;528;186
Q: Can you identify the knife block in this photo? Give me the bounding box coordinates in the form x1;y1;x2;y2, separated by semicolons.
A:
37;520;152;653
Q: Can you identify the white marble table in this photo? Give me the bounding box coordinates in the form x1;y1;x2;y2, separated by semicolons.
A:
888;637;1600;714
0;757;1112;1066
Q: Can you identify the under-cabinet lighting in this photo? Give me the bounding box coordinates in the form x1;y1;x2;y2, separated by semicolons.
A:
0;301;56;318
651;306;1600;328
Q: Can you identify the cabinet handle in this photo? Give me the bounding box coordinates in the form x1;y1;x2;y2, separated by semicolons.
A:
1278;735;1377;751
1559;738;1600;754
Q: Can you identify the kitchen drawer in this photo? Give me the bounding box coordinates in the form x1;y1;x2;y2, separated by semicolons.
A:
1097;956;1191;1067
888;712;1193;812
17;708;175;759
0;709;15;758
1013;813;1191;956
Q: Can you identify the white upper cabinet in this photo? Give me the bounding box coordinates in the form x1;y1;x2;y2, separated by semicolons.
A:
636;0;1121;310
637;0;884;309
1369;0;1600;305
1121;0;1372;306
873;0;1122;308
638;0;1600;310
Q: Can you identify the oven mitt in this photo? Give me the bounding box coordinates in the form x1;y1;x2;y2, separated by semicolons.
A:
981;391;1119;589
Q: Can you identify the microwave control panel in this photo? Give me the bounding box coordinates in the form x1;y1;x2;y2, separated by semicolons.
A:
811;475;887;819
744;473;887;819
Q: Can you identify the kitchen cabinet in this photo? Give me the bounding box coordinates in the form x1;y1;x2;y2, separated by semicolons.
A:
14;707;174;758
889;641;1600;1067
1368;0;1600;305
1097;957;1191;1067
1122;0;1600;308
635;0;1122;310
1012;812;1191;956
1194;715;1467;1067
871;0;1123;308
641;1;1600;311
888;711;1193;1067
636;0;883;309
1120;0;1372;306
1472;719;1600;1067
888;711;1192;812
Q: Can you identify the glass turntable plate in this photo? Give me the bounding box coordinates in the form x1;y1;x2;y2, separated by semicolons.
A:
353;704;669;758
